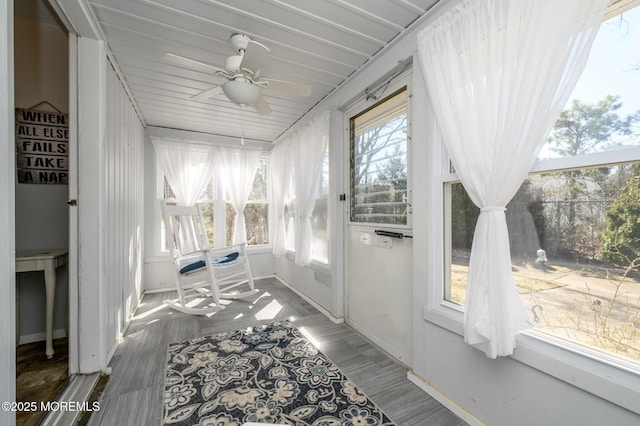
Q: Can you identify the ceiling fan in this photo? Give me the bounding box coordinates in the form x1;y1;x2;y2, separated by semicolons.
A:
165;34;312;115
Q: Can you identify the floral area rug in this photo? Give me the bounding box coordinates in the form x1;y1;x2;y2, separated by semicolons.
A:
163;321;395;425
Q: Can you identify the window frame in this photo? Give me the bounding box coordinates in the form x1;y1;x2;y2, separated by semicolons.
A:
157;154;272;254
225;157;270;247
346;69;413;231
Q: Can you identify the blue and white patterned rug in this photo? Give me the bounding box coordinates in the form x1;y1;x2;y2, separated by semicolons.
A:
163;321;395;425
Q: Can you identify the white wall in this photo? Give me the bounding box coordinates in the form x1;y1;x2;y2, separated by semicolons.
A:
0;0;16;423
14;16;69;343
274;257;332;311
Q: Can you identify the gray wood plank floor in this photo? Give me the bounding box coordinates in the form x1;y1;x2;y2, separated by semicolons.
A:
87;277;467;426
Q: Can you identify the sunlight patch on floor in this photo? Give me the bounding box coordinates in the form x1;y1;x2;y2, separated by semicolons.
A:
131;303;169;320
254;299;283;320
298;326;322;349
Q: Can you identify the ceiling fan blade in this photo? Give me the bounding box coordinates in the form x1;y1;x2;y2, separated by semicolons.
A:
240;40;270;75
264;78;312;97
191;85;224;101
253;94;272;115
164;53;227;75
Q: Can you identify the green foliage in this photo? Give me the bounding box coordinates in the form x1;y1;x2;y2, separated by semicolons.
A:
450;183;478;250
548;95;640;156
602;164;640;267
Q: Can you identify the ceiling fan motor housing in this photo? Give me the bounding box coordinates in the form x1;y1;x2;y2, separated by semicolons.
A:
225;55;245;74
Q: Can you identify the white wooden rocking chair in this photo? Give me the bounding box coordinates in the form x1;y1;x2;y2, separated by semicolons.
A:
161;200;259;315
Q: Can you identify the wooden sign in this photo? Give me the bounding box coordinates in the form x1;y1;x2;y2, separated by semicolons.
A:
15;108;69;184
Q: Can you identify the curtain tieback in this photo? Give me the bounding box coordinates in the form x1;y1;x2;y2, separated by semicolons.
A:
480;206;506;213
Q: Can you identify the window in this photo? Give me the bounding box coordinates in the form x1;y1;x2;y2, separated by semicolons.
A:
283;147;330;263
226;158;269;246
312;148;330;262
159;155;270;251
350;88;410;226
442;5;640;364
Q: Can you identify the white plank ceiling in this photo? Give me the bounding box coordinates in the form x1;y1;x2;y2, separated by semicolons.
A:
41;0;439;143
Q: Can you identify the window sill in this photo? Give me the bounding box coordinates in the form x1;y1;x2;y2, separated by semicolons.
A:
282;250;331;274
246;244;272;255
348;222;413;233
423;303;640;415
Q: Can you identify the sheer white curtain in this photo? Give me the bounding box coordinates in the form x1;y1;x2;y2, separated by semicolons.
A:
221;147;259;244
291;111;330;266
417;0;607;357
271;140;291;257
152;138;218;206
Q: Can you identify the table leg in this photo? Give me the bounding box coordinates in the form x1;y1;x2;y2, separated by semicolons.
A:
43;259;56;359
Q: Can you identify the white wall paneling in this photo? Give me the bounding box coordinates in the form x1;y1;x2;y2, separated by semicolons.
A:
77;36;144;373
103;59;145;353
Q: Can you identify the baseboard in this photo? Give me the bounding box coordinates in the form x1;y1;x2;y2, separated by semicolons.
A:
407;371;485;426
273;275;344;324
143;275;277;295
19;329;66;345
143;285;175;294
345;319;410;367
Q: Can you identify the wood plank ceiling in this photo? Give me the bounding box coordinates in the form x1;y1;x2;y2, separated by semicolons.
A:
58;0;439;143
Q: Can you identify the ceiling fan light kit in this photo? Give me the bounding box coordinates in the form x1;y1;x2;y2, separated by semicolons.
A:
222;80;261;106
166;33;313;115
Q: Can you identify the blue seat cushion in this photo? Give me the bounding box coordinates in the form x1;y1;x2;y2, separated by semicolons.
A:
179;251;240;275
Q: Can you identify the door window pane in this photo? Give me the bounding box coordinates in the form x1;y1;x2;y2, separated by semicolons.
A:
350;88;409;225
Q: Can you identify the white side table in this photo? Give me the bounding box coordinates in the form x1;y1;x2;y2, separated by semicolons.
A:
16;249;69;359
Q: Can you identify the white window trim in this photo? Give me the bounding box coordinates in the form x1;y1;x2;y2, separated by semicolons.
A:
425;142;640;415
345;68;414;231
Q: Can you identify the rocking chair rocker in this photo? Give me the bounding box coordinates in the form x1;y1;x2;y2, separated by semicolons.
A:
161;200;258;315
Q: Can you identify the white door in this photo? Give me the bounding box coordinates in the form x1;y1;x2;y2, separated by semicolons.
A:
66;33;79;374
344;72;413;366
